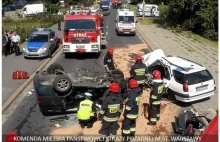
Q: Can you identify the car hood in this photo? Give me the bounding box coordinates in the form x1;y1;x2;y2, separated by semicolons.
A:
26;42;47;50
142;49;166;66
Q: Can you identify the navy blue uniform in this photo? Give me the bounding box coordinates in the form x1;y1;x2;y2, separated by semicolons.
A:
104;54;116;72
122;87;142;140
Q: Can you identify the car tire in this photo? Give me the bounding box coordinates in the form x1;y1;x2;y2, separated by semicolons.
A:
167;89;177;103
53;75;72;97
48;49;52;58
47;63;64;75
110;69;125;83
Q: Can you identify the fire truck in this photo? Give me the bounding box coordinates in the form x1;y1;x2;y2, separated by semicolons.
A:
58;9;106;57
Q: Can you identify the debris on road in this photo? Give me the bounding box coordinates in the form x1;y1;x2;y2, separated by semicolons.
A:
55;123;62;128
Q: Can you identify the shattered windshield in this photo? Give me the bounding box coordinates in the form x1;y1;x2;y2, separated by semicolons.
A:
119;16;134;23
65;20;96;31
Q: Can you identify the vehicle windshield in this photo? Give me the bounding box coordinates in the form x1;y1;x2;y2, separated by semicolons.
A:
187;70;213;85
27;34;48;42
65;20;96;31
101;1;109;6
119;16;134;23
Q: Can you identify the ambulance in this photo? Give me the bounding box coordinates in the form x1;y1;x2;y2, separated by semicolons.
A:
115;9;136;36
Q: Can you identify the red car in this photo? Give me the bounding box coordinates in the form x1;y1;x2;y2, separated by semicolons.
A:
200;114;218;142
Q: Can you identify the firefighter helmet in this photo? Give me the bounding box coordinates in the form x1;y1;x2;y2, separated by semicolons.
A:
129;79;138;88
135;55;142;61
152;70;161;80
107;48;113;55
6;132;19;142
109;83;120;92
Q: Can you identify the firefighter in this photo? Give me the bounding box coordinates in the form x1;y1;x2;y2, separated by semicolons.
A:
130;55;148;92
103;48;117;73
148;70;165;125
77;92;97;128
122;79;142;142
97;83;123;142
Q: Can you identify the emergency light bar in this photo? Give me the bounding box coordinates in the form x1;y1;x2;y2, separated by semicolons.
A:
34;28;52;32
70;10;91;15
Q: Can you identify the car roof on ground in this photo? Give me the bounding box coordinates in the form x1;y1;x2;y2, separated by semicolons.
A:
166;57;206;74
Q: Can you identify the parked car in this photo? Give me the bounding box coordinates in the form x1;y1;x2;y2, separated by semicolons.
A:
3;5;16;11
22;28;59;58
142;49;216;103
33;64;127;115
19;4;46;18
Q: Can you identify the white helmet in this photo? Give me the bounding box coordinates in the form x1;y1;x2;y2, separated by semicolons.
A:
84;92;93;97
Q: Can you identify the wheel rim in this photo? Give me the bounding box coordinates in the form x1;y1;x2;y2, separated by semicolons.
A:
57;79;69;91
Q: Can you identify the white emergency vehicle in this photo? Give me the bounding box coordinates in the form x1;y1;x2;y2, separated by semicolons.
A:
115;8;136;36
136;4;159;17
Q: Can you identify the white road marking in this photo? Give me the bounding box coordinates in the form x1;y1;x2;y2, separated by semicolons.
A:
107;26;108;28
106;32;108;35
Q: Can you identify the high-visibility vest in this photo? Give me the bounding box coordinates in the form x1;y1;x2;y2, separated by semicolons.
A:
77;100;94;120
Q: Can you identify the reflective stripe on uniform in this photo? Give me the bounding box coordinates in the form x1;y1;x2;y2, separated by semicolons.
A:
152;101;160;105
150;118;157;122
103;116;119;122
100;110;105;114
130;128;136;132
157;114;160;117
122;129;130;134
151;95;157;99
125;105;132;111
108;104;120;113
137;80;145;84
104;64;108;67
127;114;138;119
108;104;120;108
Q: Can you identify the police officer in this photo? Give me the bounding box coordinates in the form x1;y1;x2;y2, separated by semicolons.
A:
103;48;117;73
77;93;97;128
148;70;164;125
130;55;148;91
97;83;123;142
122;79;142;142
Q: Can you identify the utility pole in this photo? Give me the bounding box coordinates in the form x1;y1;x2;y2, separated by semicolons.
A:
142;0;145;19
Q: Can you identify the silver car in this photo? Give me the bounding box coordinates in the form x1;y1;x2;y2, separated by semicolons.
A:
23;28;58;58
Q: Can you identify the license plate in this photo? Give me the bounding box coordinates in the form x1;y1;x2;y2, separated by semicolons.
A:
29;52;38;55
76;45;85;48
196;86;208;92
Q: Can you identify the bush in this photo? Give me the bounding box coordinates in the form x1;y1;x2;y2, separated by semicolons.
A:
45;3;60;14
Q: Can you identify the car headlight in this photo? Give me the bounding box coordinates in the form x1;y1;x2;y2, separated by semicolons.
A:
41;47;47;51
64;45;70;48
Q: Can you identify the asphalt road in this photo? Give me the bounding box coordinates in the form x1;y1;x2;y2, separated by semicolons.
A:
2;24;63;104
2;8;144;136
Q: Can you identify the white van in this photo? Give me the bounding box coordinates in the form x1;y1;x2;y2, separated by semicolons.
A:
115;9;136;36
19;4;46;18
136;4;159;17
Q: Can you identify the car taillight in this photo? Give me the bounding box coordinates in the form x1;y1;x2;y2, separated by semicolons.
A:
37;95;42;104
183;83;188;92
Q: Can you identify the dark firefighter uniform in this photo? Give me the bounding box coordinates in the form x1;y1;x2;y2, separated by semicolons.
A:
98;84;123;142
103;48;116;72
122;85;142;141
77;97;97;128
130;56;148;89
148;79;165;125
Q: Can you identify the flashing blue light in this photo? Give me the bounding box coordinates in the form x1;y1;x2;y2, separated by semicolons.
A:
34;28;52;32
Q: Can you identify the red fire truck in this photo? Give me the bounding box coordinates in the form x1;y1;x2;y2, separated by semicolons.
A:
58;10;106;56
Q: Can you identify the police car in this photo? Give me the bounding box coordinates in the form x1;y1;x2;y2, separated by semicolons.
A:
23;28;58;58
142;49;216;103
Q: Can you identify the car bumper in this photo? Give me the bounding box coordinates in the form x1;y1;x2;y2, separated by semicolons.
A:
117;29;136;34
175;90;215;102
63;43;100;53
23;49;48;58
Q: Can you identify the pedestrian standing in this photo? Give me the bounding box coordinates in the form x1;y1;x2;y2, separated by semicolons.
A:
7;30;13;54
122;79;142;142
11;31;21;56
97;83;123;142
2;31;9;57
148;70;165;125
130;55;148;93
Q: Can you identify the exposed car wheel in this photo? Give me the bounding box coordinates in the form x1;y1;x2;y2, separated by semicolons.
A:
47;63;64;75
110;69;125;83
167;90;177;103
53;75;72;97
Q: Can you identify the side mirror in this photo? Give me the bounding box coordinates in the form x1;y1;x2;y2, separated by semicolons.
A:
58;22;61;31
50;39;53;42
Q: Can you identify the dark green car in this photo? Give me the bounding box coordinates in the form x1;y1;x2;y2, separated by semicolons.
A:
33;63;126;115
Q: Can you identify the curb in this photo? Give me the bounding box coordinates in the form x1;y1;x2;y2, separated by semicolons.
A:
2;45;63;113
136;24;210;127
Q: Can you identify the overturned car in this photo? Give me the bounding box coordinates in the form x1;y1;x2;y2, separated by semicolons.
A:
33;63;127;115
